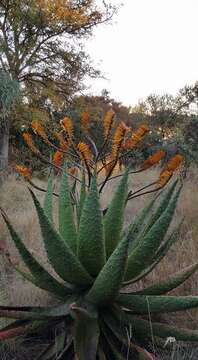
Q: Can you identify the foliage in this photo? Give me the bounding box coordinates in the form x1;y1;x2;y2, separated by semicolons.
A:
0;71;20;170
0;111;197;359
0;71;19;116
0;0;117;108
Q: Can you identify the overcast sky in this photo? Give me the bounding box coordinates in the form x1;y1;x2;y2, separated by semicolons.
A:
84;0;198;106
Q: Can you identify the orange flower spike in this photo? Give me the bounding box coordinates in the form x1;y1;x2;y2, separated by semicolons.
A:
122;124;149;150
15;165;32;181
164;154;184;172
157;170;173;188
60;117;73;141
53;151;63;168
103;109;115;141
54;131;68;151
81;111;90;132
31;121;50;144
142;150;166;170
23;133;40;155
77;142;92;162
112;121;128;158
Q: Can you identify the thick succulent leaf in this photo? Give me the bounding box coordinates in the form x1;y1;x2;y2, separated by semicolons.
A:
59;168;77;253
1;211;71;298
71;304;100;360
129;181;179;254
44;173;54;222
117;294;198;314
145;180;178;233
29;189;93;286
78;176;105;277
123;223;181;286
127;195;158;254
77;171;86;227
102;314;155;360
104;169;128;258
125;187;181;281
86;234;129;306
0;302;71;320
130;262;198;295
11;264;72;300
122;314;198;343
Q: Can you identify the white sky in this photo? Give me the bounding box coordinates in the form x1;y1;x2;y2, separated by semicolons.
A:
84;0;198;106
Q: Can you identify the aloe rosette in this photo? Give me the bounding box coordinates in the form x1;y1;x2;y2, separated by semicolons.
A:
1;168;198;360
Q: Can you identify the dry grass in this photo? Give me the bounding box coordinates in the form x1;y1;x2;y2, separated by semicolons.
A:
0;167;198;329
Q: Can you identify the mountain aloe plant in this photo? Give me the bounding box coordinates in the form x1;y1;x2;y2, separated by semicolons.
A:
1;111;197;359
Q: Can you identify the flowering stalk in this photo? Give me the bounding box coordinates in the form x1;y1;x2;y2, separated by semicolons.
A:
77;142;92;186
81;111;90;133
23;133;40;155
95;109;115;163
54;131;69;151
158;155;184;188
31;121;51;145
97;121;129;185
60;117;73;144
122;124;149;150
53;151;64;170
142;150;166;170
103;109;115;142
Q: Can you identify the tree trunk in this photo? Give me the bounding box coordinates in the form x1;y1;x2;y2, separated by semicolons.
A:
0;118;9;171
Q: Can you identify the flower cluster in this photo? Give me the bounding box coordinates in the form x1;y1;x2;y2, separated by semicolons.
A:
15;165;32;180
53;150;63;168
60;117;73;143
111;121;129;159
81;111;90;132
103;109;115;141
77;142;92;163
123;125;149;150
31;121;50;145
54;131;68;151
158;155;184;187
23;133;40;155
142;150;166;170
19;110;184;195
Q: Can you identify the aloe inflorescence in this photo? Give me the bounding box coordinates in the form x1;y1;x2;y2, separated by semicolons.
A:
1;111;197;359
